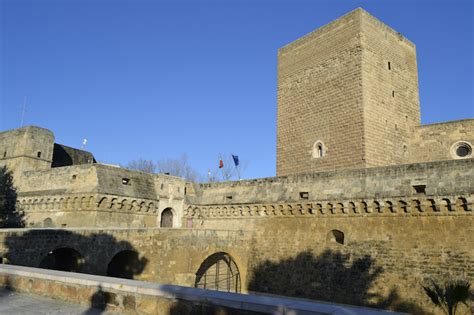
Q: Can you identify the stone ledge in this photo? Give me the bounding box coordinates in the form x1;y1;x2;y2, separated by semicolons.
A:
0;264;402;315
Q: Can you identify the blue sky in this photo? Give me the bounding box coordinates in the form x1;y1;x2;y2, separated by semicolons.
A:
1;0;473;180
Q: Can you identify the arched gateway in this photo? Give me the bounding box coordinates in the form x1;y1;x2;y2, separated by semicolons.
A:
195;252;241;293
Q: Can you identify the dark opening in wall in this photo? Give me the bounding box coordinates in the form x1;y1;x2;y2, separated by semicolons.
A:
392;90;395;97
226;195;233;201
0;257;10;264
122;178;130;185
3;151;6;158
413;185;426;194
107;250;144;279
388;61;391;70
72;175;77;180
299;192;309;200
160;183;164;190
160;208;174;228
455;143;472;157
39;248;84;272
37;151;42;158
327;229;345;245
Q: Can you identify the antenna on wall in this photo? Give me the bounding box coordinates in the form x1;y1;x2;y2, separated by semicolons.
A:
20;96;27;127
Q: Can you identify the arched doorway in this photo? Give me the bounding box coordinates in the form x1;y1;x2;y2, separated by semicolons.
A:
195;252;241;293
106;250;147;279
160;208;173;228
39;248;84;272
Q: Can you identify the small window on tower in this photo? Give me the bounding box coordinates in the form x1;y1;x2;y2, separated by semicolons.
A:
3;151;6;158
37;152;42;158
388;61;391;70
299;192;309;200
312;140;325;159
392;90;395;97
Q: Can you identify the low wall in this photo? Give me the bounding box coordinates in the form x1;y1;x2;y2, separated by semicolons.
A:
0;264;400;315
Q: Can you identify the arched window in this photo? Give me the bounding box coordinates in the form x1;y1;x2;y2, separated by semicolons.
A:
107;250;147;280
43;217;54;228
312;140;325;158
39;248;84;272
327;229;345;245
160;208;174;227
195;252;241;293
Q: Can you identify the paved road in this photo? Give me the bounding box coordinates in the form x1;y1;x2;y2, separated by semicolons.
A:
0;289;119;314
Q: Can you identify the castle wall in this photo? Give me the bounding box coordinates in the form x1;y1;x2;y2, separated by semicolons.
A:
11;164;186;228
0;228;252;288
360;10;420;168
277;9;365;176
184;160;473;314
0;126;54;175
0;215;471;314
51;143;96;167
245;213;473;314
410;119;474;163
190;159;473;208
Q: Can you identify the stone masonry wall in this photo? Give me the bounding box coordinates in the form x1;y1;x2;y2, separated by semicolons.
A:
277;9;365;176
360;10;420;168
190;159;473;206
0;228;253;288
0;126;55;175
11;164;187;228
185;158;473;314
410;119;474;163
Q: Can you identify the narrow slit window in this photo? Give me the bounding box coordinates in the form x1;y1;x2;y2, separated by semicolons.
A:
413;185;426;194
299;192;309;200
37;151;42;158
3;151;6;158
388;61;391;70
392;90;395;97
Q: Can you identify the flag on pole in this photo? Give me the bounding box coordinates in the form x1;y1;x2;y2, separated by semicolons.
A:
232;154;239;166
219;159;224;168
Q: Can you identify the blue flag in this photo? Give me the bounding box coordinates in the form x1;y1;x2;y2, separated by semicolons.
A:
232;154;239;166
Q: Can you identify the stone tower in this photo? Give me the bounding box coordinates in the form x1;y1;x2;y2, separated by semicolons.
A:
0;126;55;175
276;8;420;176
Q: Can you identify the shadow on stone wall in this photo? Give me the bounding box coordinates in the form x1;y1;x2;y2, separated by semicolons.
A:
247;249;428;314
2;229;148;313
0;166;24;228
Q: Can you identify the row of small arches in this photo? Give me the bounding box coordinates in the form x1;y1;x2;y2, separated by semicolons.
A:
18;195;159;213
186;197;470;218
30;248;241;293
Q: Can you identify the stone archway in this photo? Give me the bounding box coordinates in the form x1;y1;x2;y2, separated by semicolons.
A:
195;252;241;293
106;250;146;279
39;247;84;272
160;208;174;228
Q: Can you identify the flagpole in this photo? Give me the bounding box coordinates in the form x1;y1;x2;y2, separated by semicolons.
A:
219;154;225;181
236;164;241;180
